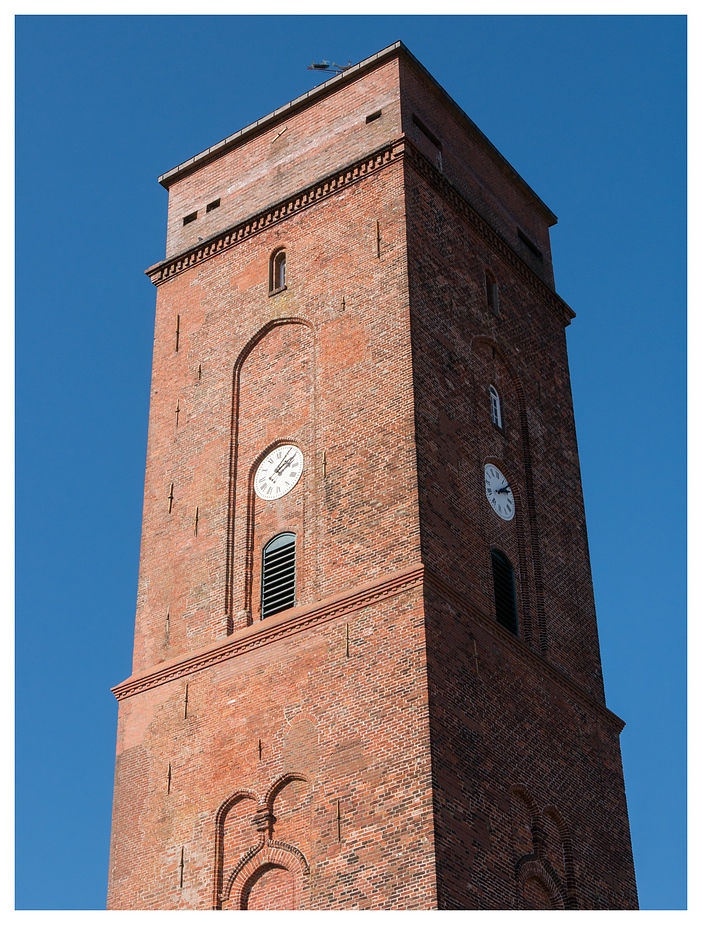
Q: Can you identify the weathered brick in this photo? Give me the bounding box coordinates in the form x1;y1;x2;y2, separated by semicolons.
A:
108;42;637;911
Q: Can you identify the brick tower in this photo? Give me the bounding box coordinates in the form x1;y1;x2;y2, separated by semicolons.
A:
107;42;637;910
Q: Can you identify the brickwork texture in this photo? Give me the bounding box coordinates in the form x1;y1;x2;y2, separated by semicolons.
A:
107;42;637;910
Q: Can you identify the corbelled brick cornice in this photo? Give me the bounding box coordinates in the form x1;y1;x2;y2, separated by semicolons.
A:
421;568;624;734
112;562;425;701
402;143;575;326
145;141;401;286
145;136;574;327
112;560;623;734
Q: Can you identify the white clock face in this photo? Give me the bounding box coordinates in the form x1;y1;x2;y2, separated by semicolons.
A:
254;445;304;501
484;464;515;521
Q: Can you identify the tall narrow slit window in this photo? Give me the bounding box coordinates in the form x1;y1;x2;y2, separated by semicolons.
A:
261;533;296;619
486;270;499;316
491;549;518;635
490;385;503;429
270;248;287;293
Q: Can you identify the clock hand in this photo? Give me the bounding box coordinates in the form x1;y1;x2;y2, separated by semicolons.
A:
496;485;511;494
270;449;295;481
271;459;294;483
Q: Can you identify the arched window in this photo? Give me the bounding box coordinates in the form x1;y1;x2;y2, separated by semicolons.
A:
261;533;296;618
485;270;499;316
489;385;503;429
491;549;518;635
270;249;286;293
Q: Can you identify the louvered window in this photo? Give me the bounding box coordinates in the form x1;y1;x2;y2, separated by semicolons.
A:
490;385;502;429
261;533;296;619
491;549;518;634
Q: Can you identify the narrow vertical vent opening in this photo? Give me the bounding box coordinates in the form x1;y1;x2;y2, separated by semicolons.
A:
486;270;500;316
491;549;518;635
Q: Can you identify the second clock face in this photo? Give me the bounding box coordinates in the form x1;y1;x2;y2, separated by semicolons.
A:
254;445;304;501
484;464;515;521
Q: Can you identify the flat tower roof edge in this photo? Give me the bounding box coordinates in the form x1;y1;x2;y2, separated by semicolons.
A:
157;40;557;225
157;41;405;188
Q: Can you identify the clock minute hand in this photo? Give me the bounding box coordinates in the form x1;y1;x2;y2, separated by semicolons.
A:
273;458;294;481
270;449;294;481
496;485;511;494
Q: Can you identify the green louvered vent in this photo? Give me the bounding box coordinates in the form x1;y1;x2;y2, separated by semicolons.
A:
261;533;296;619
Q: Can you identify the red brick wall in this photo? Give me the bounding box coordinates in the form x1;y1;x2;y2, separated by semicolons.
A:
163;58;403;259
109;44;636;911
403;147;606;700
109;585;438;909
132;156;419;671
398;55;556;288
112;55;437;910
395;60;635;906
422;580;637;909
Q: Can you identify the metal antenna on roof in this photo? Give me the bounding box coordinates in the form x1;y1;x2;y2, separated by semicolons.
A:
307;60;353;77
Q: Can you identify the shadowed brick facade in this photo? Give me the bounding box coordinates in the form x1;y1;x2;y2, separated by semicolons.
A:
107;42;637;910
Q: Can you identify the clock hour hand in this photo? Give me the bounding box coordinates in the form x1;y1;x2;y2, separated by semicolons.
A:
271;460;292;482
270;449;295;481
496;485;511;494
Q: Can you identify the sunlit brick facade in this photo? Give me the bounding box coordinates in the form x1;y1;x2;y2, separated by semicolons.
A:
107;42;637;910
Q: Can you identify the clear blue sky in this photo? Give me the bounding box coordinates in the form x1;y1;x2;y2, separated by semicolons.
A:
15;13;686;911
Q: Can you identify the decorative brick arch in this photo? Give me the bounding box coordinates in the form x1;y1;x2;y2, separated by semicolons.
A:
509;785;574;910
543;804;578;908
516;857;566;910
224;841;310;910
226;317;317;631
472;335;546;650
212;790;258;909
213;774;311;910
265;771;309;807
510;784;540;842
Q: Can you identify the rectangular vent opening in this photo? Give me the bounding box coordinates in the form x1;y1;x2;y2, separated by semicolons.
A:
206;198;221;213
412;113;442;149
183;211;198;226
365;110;382;123
518;228;543;260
